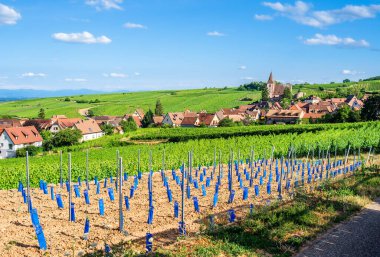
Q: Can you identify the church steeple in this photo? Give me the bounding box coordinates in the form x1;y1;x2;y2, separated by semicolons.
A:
267;72;274;84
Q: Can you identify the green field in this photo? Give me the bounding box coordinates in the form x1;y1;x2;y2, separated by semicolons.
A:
0;121;378;189
0;88;261;118
1;80;379;118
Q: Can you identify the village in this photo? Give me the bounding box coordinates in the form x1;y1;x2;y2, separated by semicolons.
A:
0;73;368;159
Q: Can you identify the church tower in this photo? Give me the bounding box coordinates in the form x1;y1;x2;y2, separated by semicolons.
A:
267;72;275;99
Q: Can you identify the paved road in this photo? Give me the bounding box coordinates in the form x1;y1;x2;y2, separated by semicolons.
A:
295;198;380;257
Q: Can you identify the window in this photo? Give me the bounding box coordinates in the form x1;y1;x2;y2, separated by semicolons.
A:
9;144;13;150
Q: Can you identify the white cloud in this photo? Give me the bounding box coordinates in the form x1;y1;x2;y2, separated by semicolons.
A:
0;3;21;25
134;72;141;76
207;31;225;37
342;69;356;75
262;1;380;27
341;70;365;75
239;65;247;70
124;22;147;29
103;72;128;78
52;31;111;44
241;77;255;80
65;78;87;82
304;34;370;48
254;14;273;21
21;72;47;78
85;0;123;11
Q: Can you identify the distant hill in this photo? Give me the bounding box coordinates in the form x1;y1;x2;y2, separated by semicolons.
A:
363;76;380;81
0;89;106;101
0;80;379;119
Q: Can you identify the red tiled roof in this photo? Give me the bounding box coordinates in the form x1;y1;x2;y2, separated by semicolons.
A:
55;118;82;129
153;116;164;124
303;113;324;119
168;112;184;126
198;113;218;126
181;116;198;126
124;115;142;127
1;126;43;145
0;119;22;127
74;120;103;135
266;110;304;118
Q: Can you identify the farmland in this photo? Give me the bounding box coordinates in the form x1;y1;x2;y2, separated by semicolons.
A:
0;143;377;256
0;121;378;190
0;80;379;119
0;88;261;118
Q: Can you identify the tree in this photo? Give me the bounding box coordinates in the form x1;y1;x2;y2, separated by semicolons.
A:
50;129;82;147
283;87;292;99
219;118;235;127
100;124;114;135
64;97;70;102
335;105;351;122
361;95;380;121
348;110;361;122
87;109;94;117
120;116;138;132
141;109;154;128
38;108;45;119
155;99;164;116
280;98;291;109
343;79;350;83
261;86;269;101
40;130;52;141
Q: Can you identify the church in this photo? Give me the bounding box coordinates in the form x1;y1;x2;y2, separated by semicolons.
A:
266;72;292;100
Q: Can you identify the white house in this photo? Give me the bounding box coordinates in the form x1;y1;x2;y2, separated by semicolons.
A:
162;112;184;127
73;120;104;142
0;126;43;159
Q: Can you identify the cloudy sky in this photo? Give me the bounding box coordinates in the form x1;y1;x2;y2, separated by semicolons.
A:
0;0;379;91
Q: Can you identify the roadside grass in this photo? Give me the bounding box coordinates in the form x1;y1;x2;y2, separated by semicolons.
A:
84;167;380;257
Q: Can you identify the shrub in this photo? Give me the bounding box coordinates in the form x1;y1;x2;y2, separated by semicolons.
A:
16;145;41;157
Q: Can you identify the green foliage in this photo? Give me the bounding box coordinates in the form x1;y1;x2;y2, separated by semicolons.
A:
321;105;361;123
261;86;269;101
361;95;380;121
49;129;82;147
141;109;154;128
343;79;351;83
87;109;94;117
363;76;380;81
40;130;52;141
0;122;379;189
16;145;41;157
283;87;292;99
121;117;137;132
155;99;164;116
238;81;265;91
64;97;70;102
100;123;114;135
38;108;45;119
219;118;235;127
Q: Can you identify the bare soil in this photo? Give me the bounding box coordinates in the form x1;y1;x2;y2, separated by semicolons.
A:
0;159;361;257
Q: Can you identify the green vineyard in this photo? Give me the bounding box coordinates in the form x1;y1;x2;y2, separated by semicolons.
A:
0;121;378;190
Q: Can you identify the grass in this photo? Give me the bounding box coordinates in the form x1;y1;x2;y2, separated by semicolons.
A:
83;167;380;257
0;88;261;118
1;80;379;118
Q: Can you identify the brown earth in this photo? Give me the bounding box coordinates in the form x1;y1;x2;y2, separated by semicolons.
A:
0;158;363;256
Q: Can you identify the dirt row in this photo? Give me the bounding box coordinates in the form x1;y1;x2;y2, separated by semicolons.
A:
0;158;359;256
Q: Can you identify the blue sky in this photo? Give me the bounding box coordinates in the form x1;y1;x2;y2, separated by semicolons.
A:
0;0;379;91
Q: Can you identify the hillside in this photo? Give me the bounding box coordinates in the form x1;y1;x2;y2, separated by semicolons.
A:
0;80;379;118
0;88;260;118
